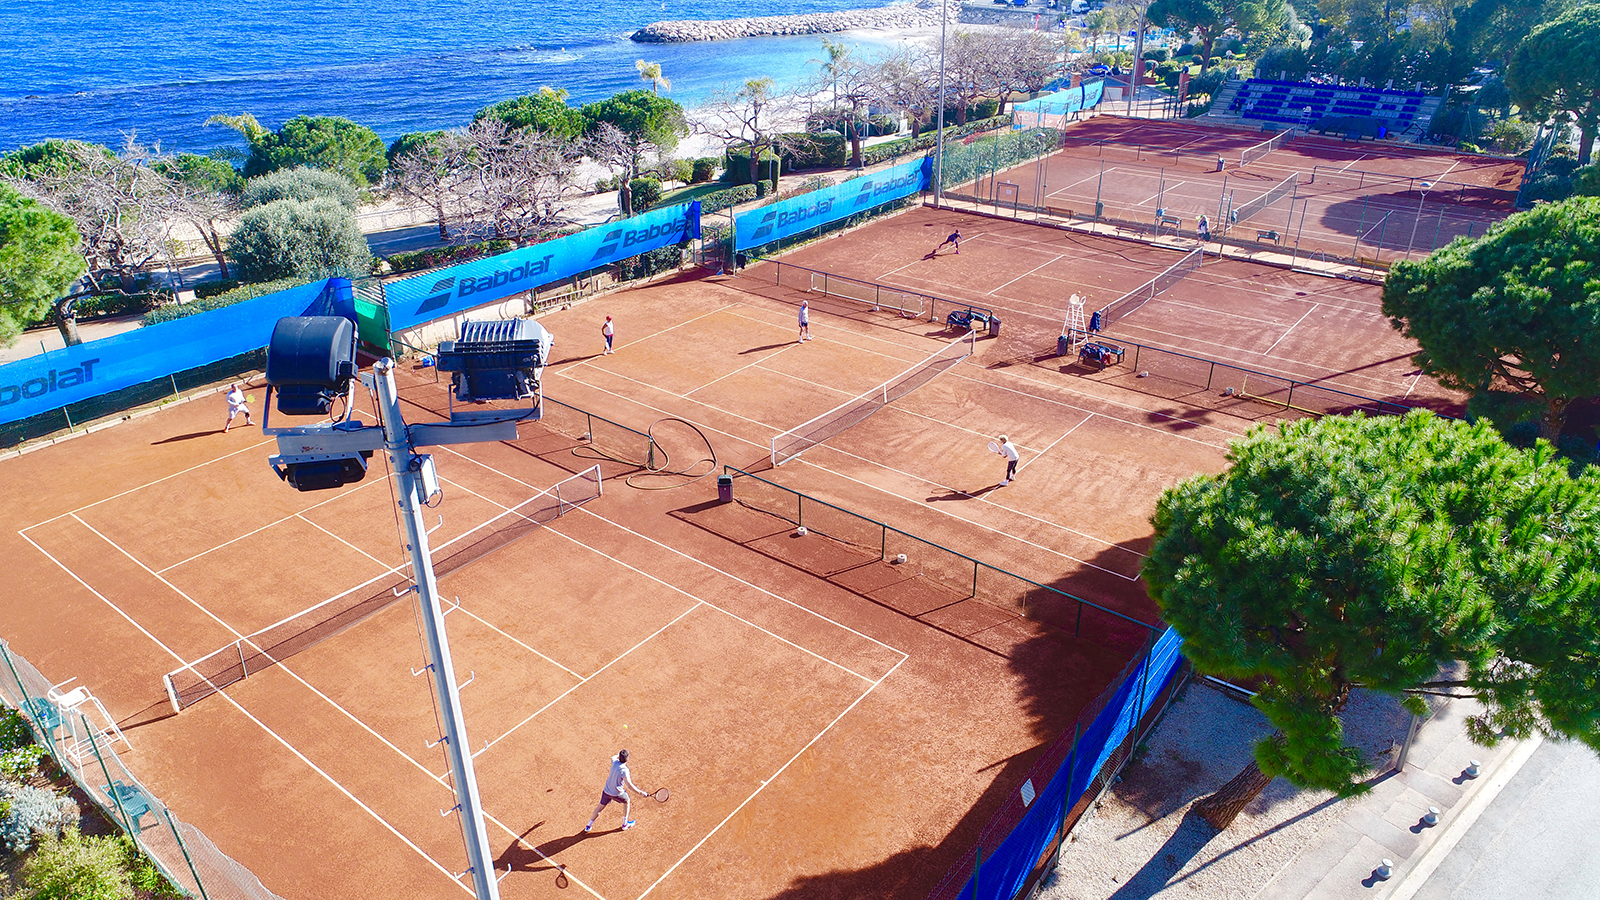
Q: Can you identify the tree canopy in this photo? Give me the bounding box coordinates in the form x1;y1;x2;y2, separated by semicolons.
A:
475;88;586;140
1148;411;1600;828
0;184;84;346
1382;195;1600;441
227;198;370;283
1507;3;1600;164
238;115;387;187
241;167;362;211
581;89;687;160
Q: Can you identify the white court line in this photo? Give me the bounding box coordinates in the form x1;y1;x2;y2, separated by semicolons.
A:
990;254;1068;297
157;475;397;574
1264;304;1318;357
560;304;737;373
298;512;394;570
16;531;469;893
456;606;587;681
1016;412;1096;479
1138;182;1184;207
71;514;247;640
481;809;607;900
636;655;907;900
690;333;809;394
21;437;274;532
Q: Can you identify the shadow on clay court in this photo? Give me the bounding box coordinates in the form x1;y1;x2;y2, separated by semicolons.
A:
117;701;178;732
151;430;221;445
498;824;596;873
739;341;797;355
549;353;604;366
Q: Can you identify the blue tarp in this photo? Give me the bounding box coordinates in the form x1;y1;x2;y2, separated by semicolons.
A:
0;279;338;426
960;627;1184;900
1013;80;1106;124
385;202;701;332
734;157;931;251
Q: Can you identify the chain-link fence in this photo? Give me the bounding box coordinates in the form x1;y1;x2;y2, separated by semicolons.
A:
0;639;284;900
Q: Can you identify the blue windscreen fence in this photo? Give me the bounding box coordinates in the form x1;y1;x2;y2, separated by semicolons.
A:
1011;80;1106;128
385;202;701;331
938;627;1185;900
0;278;343;427
734;157;931;251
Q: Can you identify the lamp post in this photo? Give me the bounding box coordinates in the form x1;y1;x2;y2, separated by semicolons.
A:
934;0;949;206
1127;2;1148;116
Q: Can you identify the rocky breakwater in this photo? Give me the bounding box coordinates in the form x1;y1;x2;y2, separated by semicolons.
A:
631;1;950;43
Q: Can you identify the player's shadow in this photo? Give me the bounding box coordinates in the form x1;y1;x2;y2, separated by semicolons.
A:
497;823;609;873
740;342;797;355
151;430;220;444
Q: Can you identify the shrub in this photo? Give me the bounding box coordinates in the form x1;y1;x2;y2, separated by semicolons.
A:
656;158;693;184
628;177;663;210
0;746;45;781
0;782;77;853
384;240;515;275
21;828;135;900
0;708;31;750
859;115;1011;167
616;242;687;281
194;279;241;300
700;184;758;215
241;167;363;211
722;147;780;185
868;114;900;137
1143;48;1169;63
227;198;371;283
690;157;718;183
778;132;846;171
141;276;314;326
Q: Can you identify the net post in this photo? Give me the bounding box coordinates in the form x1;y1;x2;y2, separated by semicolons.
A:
797;493;803;530
880;524;887;561
163;807;213;900
1055;722;1081;847
971;559;979;599
1206;361;1215;391
1075;600;1084;637
163;673;181;714
237;641;248;677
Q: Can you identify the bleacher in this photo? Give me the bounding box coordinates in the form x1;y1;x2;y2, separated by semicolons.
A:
1218;78;1438;140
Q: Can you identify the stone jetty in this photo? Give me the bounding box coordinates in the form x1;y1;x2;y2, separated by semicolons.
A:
631;1;953;43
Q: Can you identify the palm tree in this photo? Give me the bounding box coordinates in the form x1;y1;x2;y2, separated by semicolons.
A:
635;60;671;95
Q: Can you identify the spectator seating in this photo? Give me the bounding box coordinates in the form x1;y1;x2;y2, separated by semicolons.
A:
1222;78;1435;138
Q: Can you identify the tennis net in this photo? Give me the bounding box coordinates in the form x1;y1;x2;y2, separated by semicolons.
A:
1232;173;1298;226
1239;129;1293;167
772;330;976;466
1064;247;1203;337
808;270;925;318
162;465;603;711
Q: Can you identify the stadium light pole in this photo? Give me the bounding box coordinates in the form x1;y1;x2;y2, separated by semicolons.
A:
1127;1;1149;116
934;0;948;206
372;357;502;900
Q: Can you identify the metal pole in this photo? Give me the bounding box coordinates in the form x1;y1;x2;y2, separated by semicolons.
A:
1406;189;1429;260
934;0;948;206
372;358;501;900
1128;4;1147;117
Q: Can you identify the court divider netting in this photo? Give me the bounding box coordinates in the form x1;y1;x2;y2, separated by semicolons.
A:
1227;173;1299;230
771;328;977;467
162;465;604;712
1062;246;1203;339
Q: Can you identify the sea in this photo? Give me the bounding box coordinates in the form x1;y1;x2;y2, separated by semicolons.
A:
0;0;925;155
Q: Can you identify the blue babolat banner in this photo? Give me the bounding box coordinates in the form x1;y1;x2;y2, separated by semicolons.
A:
0;279;338;426
734;157;931;251
386;202;701;332
1012;79;1105;124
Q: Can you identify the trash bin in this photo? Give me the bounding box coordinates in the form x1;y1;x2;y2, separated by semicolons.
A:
987;316;1002;337
717;474;733;503
1094;201;1104;218
1057;334;1071;357
1215;156;1225;172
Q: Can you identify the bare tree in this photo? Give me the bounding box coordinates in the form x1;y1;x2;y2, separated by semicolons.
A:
7;136;177;297
440;119;584;243
984;29;1071;115
695;78;802;192
390;133;456;240
869;46;943;138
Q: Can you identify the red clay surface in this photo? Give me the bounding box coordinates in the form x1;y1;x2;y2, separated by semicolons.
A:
0;203;1461;900
962;115;1522;262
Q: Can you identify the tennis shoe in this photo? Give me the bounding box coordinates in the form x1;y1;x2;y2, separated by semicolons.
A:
584;821;593;832
623;819;637;830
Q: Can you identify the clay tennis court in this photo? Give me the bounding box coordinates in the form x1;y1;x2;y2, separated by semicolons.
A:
958;115;1522;262
0;200;1463;900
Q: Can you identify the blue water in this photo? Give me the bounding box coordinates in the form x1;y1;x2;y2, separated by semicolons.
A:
0;0;917;154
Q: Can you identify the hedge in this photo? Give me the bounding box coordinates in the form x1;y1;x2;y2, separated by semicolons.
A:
778;132;846;172
723;146;780;186
860;115;1012;167
141;276;317;326
700;184;759;215
385;240;516;275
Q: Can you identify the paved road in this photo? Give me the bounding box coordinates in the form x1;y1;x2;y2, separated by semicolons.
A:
1410;739;1600;900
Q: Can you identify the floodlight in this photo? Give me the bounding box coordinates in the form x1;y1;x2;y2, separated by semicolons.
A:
266;316;358;417
435;319;551;404
268;450;371;491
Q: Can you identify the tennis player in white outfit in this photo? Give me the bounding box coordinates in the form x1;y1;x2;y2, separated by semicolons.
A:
997;435;1019;484
586;749;645;832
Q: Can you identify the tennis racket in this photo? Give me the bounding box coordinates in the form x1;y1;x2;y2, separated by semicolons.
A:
650;787;671;802
988;441;1000;454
